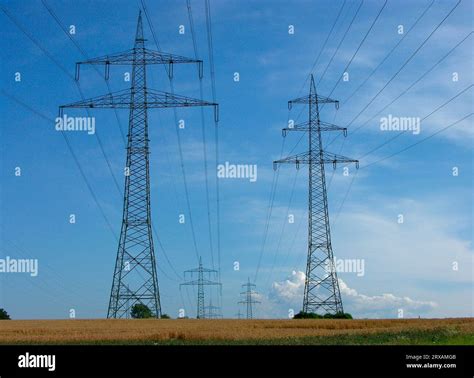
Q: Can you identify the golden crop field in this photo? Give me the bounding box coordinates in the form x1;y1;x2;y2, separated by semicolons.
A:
0;318;473;344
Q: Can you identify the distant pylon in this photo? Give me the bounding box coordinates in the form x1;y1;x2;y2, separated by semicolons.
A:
204;300;223;319
180;257;221;319
60;11;218;319
238;278;260;319
235;309;244;319
274;74;358;315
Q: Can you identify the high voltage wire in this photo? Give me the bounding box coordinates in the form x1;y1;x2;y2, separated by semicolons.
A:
0;89;119;242
204;0;223;303
325;30;471;151
295;0;347;99
141;0;201;265
1;5;123;198
293;0;364;126
320;0;388;110
342;0;436;105
2;239;104;307
2;89;180;285
326;85;472;237
317;0;364;87
352;31;472;135
186;0;215;270
344;0;462;130
253;137;286;283
358;84;473;160
263;168;299;289
41;0;127;146
363;113;473;170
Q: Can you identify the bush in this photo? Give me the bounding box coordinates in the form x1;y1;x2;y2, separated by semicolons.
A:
161;314;171;319
0;308;10;320
130;304;153;319
293;311;352;319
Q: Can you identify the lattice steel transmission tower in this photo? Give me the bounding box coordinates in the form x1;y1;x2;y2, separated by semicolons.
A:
238;278;260;319
180;257;221;319
204;300;223;319
274;75;358;315
60;11;218;319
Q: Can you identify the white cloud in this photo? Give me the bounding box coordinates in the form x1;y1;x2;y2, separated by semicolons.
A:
339;279;437;318
268;270;438;318
269;270;305;304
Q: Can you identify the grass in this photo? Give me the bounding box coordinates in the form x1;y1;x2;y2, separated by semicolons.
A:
0;318;472;345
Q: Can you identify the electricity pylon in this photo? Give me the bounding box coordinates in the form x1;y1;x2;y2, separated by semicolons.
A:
60;11;218;319
273;74;358;315
238;278;260;319
204;300;223;319
180;257;221;319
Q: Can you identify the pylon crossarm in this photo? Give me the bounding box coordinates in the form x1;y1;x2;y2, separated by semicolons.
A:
322;151;359;169
274;151;359;170
288;95;339;110
75;48;203;80
273;151;310;170
59;89;219;121
184;267;218;274
282;120;347;136
180;280;200;287
77;48;201;66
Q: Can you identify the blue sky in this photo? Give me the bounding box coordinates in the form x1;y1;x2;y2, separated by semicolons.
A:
0;0;472;319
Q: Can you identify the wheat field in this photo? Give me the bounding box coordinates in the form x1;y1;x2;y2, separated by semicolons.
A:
0;318;472;344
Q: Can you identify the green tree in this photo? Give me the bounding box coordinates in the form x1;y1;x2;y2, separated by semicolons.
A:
293;311;352;319
161;314;171;319
0;308;11;320
130;303;153;319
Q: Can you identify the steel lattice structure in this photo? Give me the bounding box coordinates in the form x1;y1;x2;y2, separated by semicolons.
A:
274;75;358;315
180;257;221;319
204;300;223;319
238;278;260;319
60;12;218;319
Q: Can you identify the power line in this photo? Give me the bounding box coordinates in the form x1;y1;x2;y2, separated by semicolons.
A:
263;168;299;289
253;137;286;283
352;30;472;136
186;0;215;269
324;20;470;152
329;86;472;229
320;0;388;109
295;0;347;98
1;5;124;198
362;113;473;170
343;0;435;105
317;0;364;87
344;0;462;130
0;89;119;241
358;83;473;160
41;0;127;146
204;0;223;299
293;0;364;125
141;0;202;264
